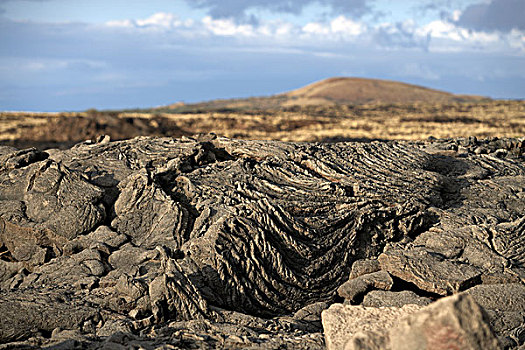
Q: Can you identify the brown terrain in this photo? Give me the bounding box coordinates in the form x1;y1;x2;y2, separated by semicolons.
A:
1;77;522;150
281;77;486;105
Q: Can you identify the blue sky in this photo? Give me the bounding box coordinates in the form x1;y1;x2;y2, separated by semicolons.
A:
0;0;524;111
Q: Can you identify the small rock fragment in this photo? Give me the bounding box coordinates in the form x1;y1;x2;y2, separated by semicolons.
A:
96;320;133;338
493;149;508;158
474;147;488;155
362;290;432;308
462;136;478;147
0;289;99;343
378;246;481;295
1;148;48;170
337;271;393;303
293;301;329;329
349;259;381;280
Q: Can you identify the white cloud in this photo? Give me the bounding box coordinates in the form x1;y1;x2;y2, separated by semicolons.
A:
301;16;366;41
100;11;523;54
372;20;427;50
302;22;330;36
416;18;524;53
419;20;464;41
256;21;298;39
106;19;134;28
105;12;193;30
202;16;255;36
137;12;193;28
422;19;500;43
273;22;295;37
330;16;366;37
451;10;461;22
508;29;525;51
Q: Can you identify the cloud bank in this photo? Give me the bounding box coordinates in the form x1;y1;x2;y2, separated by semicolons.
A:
456;0;525;32
185;0;372;20
103;10;524;54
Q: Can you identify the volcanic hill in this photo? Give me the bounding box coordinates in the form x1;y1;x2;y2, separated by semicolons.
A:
162;77;488;112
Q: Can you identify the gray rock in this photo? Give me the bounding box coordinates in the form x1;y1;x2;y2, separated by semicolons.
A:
493;217;525;267
362;290;432;308
337;270;393;303
321;303;423;350
325;294;500;350
13;248;108;292
0;136;524;348
389;294;500;350
294;301;329;323
0;148;48;170
348;259;381;280
345;331;389;350
293;301;330;331
0;260;24;289
96;320;133;337
63;226;127;256
465;283;525;347
23;160;106;240
378;245;482;295
111;172;191;250
0;289;99;343
107;244;152;271
494;149;508;158
0;159;105;269
465;283;525;314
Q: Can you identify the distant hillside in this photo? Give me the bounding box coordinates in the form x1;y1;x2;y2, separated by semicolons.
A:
282;77;486;105
157;77;488;112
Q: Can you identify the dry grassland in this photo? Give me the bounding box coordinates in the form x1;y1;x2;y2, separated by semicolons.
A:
1;100;523;149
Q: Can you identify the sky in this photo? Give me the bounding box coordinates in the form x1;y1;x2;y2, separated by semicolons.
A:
0;0;524;111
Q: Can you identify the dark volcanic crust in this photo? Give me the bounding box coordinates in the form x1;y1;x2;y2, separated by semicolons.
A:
0;135;524;349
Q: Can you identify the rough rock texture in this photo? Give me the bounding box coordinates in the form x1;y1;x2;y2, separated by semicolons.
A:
321;303;423;350
323;294;500;350
0;135;524;348
378;245;482;295
337;271;393;303
361;290;432;308
348;259;381;280
465;283;525;348
389;294;500;350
